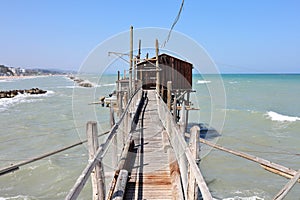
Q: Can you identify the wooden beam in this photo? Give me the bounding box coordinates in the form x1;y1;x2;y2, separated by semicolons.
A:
112;170;129;200
199;138;300;181
273;169;300;200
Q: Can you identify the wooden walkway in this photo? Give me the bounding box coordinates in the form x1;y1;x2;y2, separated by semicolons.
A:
123;91;175;199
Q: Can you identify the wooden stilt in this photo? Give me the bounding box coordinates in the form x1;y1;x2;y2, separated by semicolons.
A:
187;126;200;200
86;121;105;200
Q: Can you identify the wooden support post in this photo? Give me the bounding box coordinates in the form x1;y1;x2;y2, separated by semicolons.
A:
273;169;300;200
86;121;105;200
110;108;118;169
173;97;177;122
129;26;133;97
179;101;186;134
112;169;128;200
110;107;115;128
187;126;200;200
186;92;190;131
166;111;171;136
118;92;123;117
123;92;128;144
155;39;160;95
117;71;121;117
167;81;172;111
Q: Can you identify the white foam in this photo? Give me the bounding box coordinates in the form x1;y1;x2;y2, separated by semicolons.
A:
223;196;264;200
0;91;54;111
229;81;238;84
197;80;211;84
0;195;31;200
266;111;300;122
95;83;116;88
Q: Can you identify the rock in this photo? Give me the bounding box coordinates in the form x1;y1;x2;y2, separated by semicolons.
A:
0;88;47;99
79;81;93;87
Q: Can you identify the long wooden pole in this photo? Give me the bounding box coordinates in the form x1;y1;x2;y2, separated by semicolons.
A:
0;131;109;176
273;169;300;200
199;138;300;181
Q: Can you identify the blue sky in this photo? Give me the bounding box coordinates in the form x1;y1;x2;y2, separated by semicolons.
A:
1;0;299;73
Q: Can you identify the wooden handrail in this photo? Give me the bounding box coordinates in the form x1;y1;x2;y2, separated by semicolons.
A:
157;93;213;200
66;88;142;200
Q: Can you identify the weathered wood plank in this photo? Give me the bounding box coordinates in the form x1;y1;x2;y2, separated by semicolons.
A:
200;138;299;180
187;126;200;200
112;169;128;200
273;169;300;200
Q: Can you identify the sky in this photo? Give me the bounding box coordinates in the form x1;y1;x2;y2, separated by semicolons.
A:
1;0;300;73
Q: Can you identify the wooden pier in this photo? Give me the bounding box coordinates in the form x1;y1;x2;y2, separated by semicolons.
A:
64;27;299;200
123;91;174;199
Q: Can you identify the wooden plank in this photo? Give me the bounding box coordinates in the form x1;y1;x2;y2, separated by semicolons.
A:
273;169;300;200
187;126;200;200
168;148;185;200
112;170;129;200
122;91;174;200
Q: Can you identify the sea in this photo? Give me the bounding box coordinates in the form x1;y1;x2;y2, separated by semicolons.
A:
0;74;299;200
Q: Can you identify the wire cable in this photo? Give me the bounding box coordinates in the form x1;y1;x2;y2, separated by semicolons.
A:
161;0;185;48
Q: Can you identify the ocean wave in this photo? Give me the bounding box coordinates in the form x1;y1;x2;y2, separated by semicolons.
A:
266;111;300;122
223;196;264;200
0;91;54;111
229;81;238;84
0;195;37;200
95;83;116;87
197;80;211;84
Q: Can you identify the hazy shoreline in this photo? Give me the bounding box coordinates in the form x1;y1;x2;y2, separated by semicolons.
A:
0;74;66;80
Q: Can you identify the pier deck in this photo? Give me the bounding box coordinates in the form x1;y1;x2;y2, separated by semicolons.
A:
124;90;174;199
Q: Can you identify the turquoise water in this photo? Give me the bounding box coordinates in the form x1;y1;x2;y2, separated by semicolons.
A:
0;74;299;199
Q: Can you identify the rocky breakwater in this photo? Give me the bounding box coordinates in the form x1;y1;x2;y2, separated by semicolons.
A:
0;88;47;99
68;75;94;87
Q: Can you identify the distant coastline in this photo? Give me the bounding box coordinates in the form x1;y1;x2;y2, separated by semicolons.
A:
0;74;66;80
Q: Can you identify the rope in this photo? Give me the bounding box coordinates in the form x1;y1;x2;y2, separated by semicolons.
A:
161;0;185;48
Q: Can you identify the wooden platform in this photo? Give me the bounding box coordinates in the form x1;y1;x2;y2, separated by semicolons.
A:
123;91;175;200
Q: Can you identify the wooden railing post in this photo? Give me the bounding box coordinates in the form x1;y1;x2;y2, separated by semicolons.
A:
187;126;200;200
173;97;177;122
86;121;105;200
123;92;128;144
179;101;186;134
110;108;118;169
155;39;160;95
167;81;172;111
